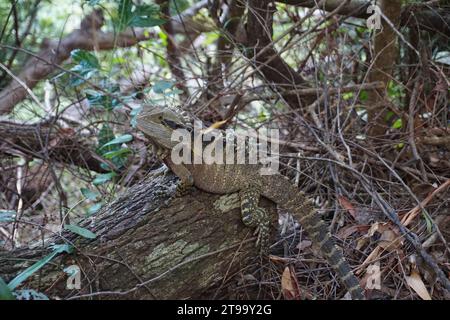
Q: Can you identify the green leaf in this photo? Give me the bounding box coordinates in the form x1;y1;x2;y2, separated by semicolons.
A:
7;244;71;291
169;0;190;15
117;0;133;31
0;277;15;300
343;92;354;100
103;148;131;159
0;210;16;222
153;80;174;93
359;90;368;101
68;50;101;86
129;4;166;28
97;124;116;150
80;188;99;201
392;118;403;129
93;172;117;185
87;203;102;216
70;49;100;69
85;90;107;107
100;134;133;149
50;243;74;254
64;224;97;239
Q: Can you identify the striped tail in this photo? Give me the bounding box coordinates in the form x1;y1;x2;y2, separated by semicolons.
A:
290;197;365;299
261;175;365;299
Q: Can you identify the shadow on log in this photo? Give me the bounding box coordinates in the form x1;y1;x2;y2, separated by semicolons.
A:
0;171;277;299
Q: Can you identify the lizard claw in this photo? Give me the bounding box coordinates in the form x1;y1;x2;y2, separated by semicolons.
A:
175;180;193;197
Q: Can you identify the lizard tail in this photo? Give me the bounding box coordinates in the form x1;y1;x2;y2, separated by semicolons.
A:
294;198;365;300
261;176;365;300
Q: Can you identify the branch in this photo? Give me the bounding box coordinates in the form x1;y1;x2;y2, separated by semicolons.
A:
0;120;108;173
0;9;153;115
278;0;450;35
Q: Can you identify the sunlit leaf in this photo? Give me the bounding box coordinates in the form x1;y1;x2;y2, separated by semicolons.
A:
100;134;133;149
87;203;102;216
392;118;403;129
80;188;99;201
64;224;97;239
93;172;117;185
7;244;71;290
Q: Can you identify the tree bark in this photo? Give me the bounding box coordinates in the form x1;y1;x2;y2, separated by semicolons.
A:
367;0;402;137
279;0;450;35
0;171;277;299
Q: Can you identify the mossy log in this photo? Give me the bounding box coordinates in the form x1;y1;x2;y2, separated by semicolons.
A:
0;171;277;299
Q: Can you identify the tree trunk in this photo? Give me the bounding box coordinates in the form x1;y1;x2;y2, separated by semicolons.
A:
0;171;277;299
367;0;402;137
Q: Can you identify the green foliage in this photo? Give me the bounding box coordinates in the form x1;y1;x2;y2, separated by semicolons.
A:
169;0;190;15
387;80;405;101
87;202;103;215
343;92;354;100
80;187;100;201
100;134;133;149
0;277;15;300
64;224;97;239
0;210;16;222
392;118;403;129
116;0;165;32
71;49;101;69
153;80;175;93
7;244;72;291
80;188;102;215
69;50;101;86
93;172;117;185
359;90;368;101
96;124;130;171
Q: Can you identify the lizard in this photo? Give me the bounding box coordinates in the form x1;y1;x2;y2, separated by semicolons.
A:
136;105;365;300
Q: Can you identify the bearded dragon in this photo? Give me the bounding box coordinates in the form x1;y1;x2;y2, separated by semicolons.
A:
136;105;365;300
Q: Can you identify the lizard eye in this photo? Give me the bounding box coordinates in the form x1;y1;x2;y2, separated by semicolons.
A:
162;119;184;130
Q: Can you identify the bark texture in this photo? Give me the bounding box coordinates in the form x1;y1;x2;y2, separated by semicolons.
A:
0;172;277;299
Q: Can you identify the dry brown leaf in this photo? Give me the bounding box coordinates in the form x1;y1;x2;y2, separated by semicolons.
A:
338;196;357;219
336;224;370;239
367;222;403;252
356;246;381;275
281;266;301;300
378;229;403;252
337;225;360;239
405;270;432;300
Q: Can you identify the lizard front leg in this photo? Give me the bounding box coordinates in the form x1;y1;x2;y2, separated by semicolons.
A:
164;157;194;196
151;144;194;196
239;186;271;254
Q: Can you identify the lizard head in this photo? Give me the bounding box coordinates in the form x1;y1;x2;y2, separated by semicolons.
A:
136;105;189;149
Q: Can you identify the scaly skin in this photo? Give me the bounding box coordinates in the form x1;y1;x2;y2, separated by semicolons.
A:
136;105;365;300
